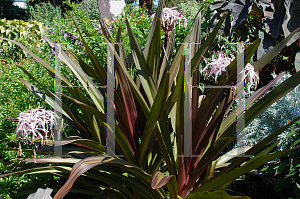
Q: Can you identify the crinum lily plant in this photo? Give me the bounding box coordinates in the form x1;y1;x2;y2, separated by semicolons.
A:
1;1;300;198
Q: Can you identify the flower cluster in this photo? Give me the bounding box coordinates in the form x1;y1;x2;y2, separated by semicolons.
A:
15;108;60;145
203;52;259;89
202;52;234;82
242;63;259;90
151;7;187;32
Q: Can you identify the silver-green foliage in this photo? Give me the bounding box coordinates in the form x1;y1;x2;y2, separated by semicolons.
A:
244;72;300;151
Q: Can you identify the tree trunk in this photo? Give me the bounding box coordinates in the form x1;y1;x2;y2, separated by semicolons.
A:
97;0;111;19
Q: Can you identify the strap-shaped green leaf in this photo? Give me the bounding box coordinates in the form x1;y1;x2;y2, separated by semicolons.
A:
218;72;286;137
157;28;175;87
0;37;80;98
191;13;227;73
191;71;300;193
66;50;102;84
137;73;170;167
218;114;300;176
44;36;105;113
194;146;299;193
104;36;151;117
126;19;157;105
192;39;260;154
54;156;165;199
175;57;187;194
61;93;136;164
143;0;164;60
146;18;161;81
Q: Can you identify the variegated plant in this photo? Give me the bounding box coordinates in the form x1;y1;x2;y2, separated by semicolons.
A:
1;1;300;198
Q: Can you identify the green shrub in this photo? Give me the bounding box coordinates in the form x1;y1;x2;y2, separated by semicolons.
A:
28;2;62;28
79;0;101;20
0;59;53;133
0;19;44;61
0;58;65;198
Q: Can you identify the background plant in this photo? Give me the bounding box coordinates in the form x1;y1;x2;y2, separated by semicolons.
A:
0;59;67;198
209;0;300;85
28;2;62;28
244;72;300;150
0;19;44;61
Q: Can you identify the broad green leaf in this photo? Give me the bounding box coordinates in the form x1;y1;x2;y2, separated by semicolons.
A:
254;27;300;70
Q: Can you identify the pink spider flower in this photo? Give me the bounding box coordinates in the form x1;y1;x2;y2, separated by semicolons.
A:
242;63;260;90
15;108;60;145
202;52;234;82
151;7;187;32
203;53;259;89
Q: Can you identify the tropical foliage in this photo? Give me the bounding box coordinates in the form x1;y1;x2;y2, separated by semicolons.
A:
210;0;300;76
1;0;300;198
